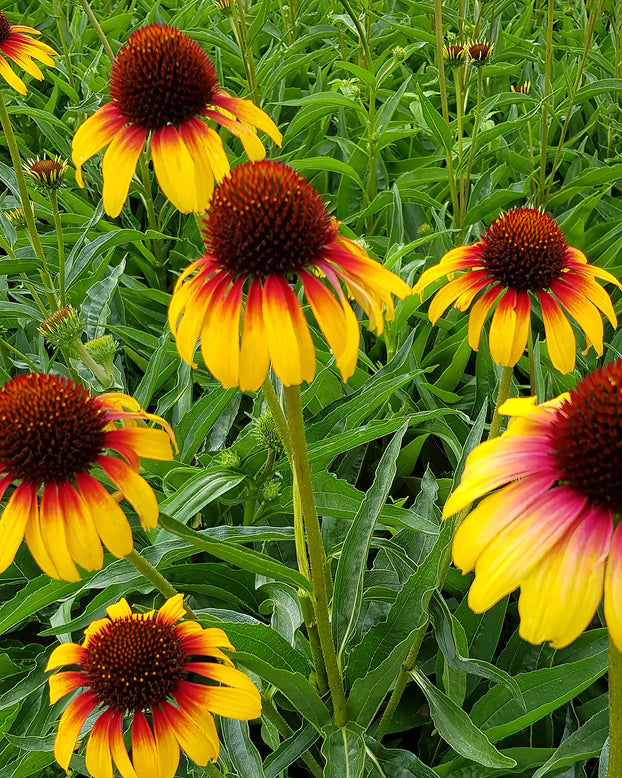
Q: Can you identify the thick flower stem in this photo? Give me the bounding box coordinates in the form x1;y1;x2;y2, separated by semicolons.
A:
49;190;66;307
0;90;58;310
459;67;483;231
283;384;348;728
537;0;554;206
528;325;536;398
609;637;622;777
433;0;461;221
70;339;113;388
77;0;115;61
488;365;513;439
125;548;197;619
138;153;164;274
261;377;293;463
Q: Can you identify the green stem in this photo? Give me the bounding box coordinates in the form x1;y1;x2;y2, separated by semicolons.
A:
138;152;164;272
52;0;76;91
70;339;113;387
454;68;464;223
375;625;427;742
608;636;622;778
125;548;197;619
261;377;293;463
283;384;347;728
0;235;48;316
528;325;536;398
231;0;260;104
543;0;603;203
459;68;483;231
0;337;40;372
49;190;66;307
488;365;513;439
433;0;460;221
339;0;373;68
261;697;323;778
77;0;115;61
537;0;554;205
0;90;58;309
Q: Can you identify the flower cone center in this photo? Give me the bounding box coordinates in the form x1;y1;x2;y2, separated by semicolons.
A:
202;160;338;277
0;13;11;41
84;616;186;712
0;374;107;483
110;24;219;130
480;208;568;292
550;360;622;511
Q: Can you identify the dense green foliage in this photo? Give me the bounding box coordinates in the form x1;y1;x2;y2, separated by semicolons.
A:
0;0;621;776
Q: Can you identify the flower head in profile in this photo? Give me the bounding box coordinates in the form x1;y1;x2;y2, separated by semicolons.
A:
0;11;57;94
468;41;493;65
444;359;622;650
511;81;531;95
72;23;282;217
413;207;621;373
0;373;176;581
25;154;68;190
443;43;466;67
169;159;411;390
47;594;261;778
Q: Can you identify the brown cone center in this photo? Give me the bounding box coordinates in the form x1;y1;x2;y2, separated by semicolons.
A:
479;208;569;292
0;13;11;42
202;160;338;278
110;24;219;130
549;360;622;511
84;615;186;712
0;374;107;483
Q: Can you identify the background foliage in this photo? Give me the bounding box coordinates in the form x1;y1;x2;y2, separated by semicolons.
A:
0;0;621;775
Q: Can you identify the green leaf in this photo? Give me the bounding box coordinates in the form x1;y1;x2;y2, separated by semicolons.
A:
0;577;82;636
416;85;453;151
263;723;320;778
366;739;441;777
159;468;246;523
158;513;312;593
531;708;608;777
333;423;409;658
221;719;265;777
321;723;366;778
470;648;608;741
412;669;516;769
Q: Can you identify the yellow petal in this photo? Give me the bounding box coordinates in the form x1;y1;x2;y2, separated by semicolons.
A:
539;291;576;374
102;123;146;217
239;278;271;392
151;126;197;213
97;455;159;529
72;103;127;187
75;473;133;558
0;482;35;573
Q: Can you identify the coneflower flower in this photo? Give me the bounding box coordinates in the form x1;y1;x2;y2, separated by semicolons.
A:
47;594;261;778
413;207;621;373
71;23;282;217
0;373;175;580
444;359;622;650
168;159;411;390
24;154;68;190
0;11;57;95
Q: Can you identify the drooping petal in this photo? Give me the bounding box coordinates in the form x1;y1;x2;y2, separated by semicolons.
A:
0;52;27;93
605;524;622;652
262;275;315;386
0;481;36;573
101;123;146;217
427;270;489;323
57;481;104;572
177;666;261;719
452;474;557;573
24;497;60;579
131;712;159;778
97;455;159;529
75;473;133;558
40;484;81;582
300;269;360;382
465;284;502;352
200;276;244;388
239;278;271;392
539;291;576;374
85;708;114;778
72;103;127;187
152;707;181;778
104;428;174;462
204;107;266;160
109;713;139;778
159;700;217;766
467;487;587;612
488;289;531;366
519;506;612;648
413;246;483;296
550;277;605;356
177;116;217;211
54;691;98;771
151;126;198;213
211;91;283;145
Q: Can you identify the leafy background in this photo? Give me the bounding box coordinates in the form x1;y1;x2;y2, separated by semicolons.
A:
0;0;620;775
